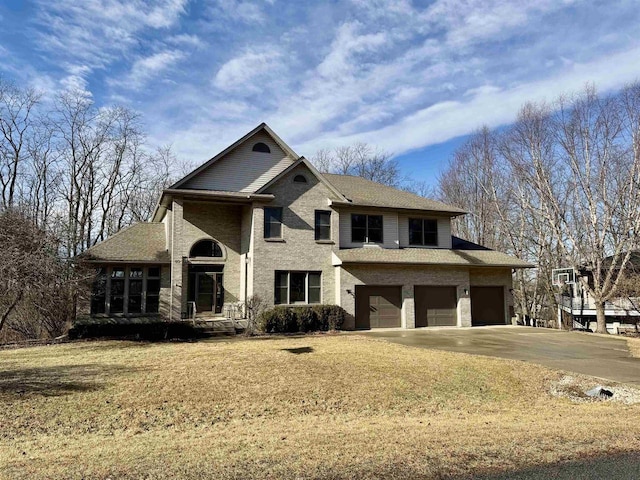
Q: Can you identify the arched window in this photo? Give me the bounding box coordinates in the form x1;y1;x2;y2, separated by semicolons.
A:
293;174;307;183
252;142;271;153
189;239;223;258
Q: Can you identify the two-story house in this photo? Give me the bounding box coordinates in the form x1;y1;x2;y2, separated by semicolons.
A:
80;123;532;329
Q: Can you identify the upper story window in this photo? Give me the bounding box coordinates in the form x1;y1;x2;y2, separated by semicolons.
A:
315;210;331;241
189;239;223;258
264;207;283;239
293;174;307;183
409;218;438;246
252;142;271;153
352;214;383;244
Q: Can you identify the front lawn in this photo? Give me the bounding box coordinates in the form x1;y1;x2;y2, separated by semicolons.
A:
1;335;639;479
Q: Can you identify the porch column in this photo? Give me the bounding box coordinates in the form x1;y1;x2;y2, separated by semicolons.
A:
402;284;415;329
457;284;472;327
170;198;184;321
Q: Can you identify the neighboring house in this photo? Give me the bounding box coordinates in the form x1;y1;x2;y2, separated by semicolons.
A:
79;123;532;330
555;256;640;334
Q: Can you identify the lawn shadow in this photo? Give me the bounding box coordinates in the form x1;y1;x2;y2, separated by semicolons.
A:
281;346;314;355
0;363;135;399
467;451;640;480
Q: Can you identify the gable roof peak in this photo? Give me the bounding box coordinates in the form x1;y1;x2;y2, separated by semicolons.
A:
170;123;300;190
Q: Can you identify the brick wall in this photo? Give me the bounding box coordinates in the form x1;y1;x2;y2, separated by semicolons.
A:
251;163;340;308
338;264;473;329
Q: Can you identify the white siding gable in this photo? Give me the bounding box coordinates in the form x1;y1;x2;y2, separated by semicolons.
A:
339;208;399;249
181;131;296;192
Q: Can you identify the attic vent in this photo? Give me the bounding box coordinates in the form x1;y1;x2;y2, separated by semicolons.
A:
293;174;307;184
252;142;271;153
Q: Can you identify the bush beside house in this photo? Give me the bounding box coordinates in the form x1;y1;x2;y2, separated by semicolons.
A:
258;305;346;333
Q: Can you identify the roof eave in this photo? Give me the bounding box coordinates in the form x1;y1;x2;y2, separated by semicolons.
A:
328;200;467;216
338;259;533;268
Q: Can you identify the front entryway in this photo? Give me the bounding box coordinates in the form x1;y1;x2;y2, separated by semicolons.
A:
188;266;224;315
414;286;457;327
355;285;402;329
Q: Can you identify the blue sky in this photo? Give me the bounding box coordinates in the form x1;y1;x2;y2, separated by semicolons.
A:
1;0;640;186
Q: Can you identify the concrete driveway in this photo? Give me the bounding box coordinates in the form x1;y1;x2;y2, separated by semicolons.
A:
361;326;640;385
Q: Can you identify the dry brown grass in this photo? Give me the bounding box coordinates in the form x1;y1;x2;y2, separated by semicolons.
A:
627;337;640;358
1;334;639;479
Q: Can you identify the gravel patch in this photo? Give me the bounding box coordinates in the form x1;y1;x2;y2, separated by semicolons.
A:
550;375;640;404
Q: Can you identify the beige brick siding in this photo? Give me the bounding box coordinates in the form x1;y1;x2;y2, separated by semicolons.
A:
251;163;340;308
170;201;243;317
338;265;473;329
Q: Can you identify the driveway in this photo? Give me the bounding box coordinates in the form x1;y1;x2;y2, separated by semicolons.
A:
361;326;640;385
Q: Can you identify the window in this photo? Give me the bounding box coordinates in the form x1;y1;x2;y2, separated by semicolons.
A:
189;239;223;258
293;174;307;183
91;266;162;315
274;271;322;305
252;142;271;153
128;268;143;314
146;267;161;313
264;207;283;239
110;267;125;313
90;268;107;314
315;210;331;241
351;214;383;243
409;218;438;246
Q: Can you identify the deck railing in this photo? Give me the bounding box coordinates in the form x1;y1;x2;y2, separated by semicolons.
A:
557;295;640;313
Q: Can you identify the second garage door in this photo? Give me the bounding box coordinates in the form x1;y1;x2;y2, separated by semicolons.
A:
355;286;402;329
471;286;505;325
414;286;457;327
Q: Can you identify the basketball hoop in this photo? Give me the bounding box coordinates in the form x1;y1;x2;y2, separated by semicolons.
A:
552;268;576;287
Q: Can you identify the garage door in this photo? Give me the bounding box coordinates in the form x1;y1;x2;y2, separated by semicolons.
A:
355;286;402;329
414;286;457;327
471;286;505;326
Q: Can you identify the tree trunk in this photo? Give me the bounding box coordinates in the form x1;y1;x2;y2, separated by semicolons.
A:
0;291;23;333
595;301;608;334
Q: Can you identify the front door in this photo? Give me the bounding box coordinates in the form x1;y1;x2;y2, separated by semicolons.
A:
196;273;215;312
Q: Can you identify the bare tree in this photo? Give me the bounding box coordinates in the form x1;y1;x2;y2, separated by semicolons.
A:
0;79;41;208
439;127;506;250
311;142;401;186
507;85;640;333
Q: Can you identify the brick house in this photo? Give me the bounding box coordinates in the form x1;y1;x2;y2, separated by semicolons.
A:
80;124;532;329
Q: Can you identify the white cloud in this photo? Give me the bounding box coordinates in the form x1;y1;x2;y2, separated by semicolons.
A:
168;34;205;49
296;46;640;155
208;0;268;24
113;50;186;90
110;0;640;171
31;0;189;68
213;46;285;92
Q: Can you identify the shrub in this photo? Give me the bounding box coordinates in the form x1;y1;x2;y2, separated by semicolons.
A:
258;306;297;333
257;305;346;333
68;322;204;341
312;305;346;331
292;307;318;332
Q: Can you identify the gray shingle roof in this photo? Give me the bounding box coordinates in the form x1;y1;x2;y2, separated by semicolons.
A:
80;223;170;263
322;174;466;214
336;246;534;268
